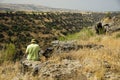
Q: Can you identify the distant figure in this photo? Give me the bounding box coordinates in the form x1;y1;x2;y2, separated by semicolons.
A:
25;39;40;61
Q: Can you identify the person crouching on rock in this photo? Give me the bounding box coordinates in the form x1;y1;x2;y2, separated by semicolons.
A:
25;39;40;61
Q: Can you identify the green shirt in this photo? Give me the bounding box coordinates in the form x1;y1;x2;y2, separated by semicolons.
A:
26;43;40;61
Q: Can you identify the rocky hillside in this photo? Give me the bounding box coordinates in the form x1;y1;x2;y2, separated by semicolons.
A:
0;11;105;50
0;31;120;80
0;4;120;80
0;11;120;58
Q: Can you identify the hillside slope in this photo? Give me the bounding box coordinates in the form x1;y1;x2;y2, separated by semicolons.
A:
0;29;120;80
0;12;105;50
0;11;120;58
0;3;80;12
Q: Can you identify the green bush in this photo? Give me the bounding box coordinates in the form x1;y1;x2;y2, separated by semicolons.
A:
79;27;95;40
0;43;16;63
59;27;95;41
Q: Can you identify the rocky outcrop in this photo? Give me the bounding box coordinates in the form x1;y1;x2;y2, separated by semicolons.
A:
19;59;87;80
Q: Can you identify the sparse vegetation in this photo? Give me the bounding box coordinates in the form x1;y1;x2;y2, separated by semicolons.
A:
0;11;120;80
0;11;106;52
0;43;16;64
59;27;95;41
0;31;120;80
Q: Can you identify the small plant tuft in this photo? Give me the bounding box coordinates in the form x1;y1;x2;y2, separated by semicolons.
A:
115;33;120;38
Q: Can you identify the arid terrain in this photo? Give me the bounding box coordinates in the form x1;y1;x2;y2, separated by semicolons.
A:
0;29;120;80
0;3;120;80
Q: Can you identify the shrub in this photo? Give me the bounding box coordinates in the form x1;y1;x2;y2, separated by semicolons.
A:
79;27;95;40
0;43;16;63
8;30;14;36
0;33;4;38
59;27;95;41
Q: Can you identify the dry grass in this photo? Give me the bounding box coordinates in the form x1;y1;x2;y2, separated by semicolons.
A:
49;32;120;80
0;31;120;80
0;62;19;80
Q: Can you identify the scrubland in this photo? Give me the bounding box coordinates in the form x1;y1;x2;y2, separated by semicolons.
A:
0;28;120;80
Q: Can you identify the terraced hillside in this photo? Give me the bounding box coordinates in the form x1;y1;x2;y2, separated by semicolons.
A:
0;12;104;50
0;11;120;57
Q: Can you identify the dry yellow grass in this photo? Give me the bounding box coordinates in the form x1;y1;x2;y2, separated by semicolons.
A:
0;31;120;80
49;32;120;80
